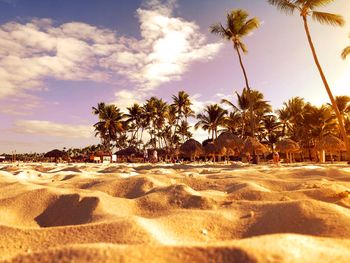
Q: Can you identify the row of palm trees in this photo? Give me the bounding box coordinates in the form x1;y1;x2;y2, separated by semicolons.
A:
209;0;350;163
92;90;350;160
93;91;194;152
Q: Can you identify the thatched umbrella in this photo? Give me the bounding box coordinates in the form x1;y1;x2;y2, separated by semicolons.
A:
180;139;204;161
204;142;218;162
275;139;300;163
243;137;268;154
44;149;65;162
115;147;139;156
242;137;268;164
317;135;345;163
215;132;243;153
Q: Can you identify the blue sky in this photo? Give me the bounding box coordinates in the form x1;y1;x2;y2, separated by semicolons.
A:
0;0;349;153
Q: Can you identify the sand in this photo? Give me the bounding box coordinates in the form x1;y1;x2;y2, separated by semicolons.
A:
0;162;350;262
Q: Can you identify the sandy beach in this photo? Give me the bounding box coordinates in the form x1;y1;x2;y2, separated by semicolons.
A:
0;162;349;262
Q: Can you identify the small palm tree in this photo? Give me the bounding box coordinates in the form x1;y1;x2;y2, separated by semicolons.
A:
341;34;350;59
268;0;350;163
195;104;228;140
177;120;193;143
210;9;260;135
222;88;271;137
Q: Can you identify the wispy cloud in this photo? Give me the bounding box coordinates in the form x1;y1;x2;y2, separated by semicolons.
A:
12;120;94;138
0;0;222;104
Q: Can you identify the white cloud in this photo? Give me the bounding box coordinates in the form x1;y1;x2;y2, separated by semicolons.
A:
0;19;113;99
103;0;222;90
113;89;149;111
12;120;94;138
0;0;222;102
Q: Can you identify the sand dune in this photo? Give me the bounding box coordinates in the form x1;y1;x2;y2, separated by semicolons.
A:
0;162;350;262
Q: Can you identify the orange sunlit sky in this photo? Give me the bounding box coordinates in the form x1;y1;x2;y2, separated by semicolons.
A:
0;0;349;153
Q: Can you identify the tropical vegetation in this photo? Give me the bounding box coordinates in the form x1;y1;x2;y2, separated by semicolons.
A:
267;0;350;163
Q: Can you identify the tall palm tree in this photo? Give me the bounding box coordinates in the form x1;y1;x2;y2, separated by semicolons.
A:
171;91;194;145
210;9;260;135
126;103;143;146
195;104;228;140
268;0;350;163
92;103;125;152
172;91;194;122
341;34;350;59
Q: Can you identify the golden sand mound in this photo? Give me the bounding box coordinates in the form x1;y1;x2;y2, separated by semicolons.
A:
0;163;350;262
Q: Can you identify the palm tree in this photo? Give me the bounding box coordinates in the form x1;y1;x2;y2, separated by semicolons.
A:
126;103;143;146
92;103;126;152
222;88;272;137
268;0;350;163
341;34;350;59
177;120;193;143
172;91;194;122
260;114;282;150
171;91;194;145
195;104;228;140
210;9;260;135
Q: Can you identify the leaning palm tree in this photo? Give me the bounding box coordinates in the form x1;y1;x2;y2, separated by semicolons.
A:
341;34;350;59
210;9;260;136
268;0;350;163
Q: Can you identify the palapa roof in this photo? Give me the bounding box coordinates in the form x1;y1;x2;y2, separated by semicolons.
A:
115;147;139;156
243;137;268;154
204;142;217;155
317;135;346;152
275;139;300;153
215;132;243;152
180;139;204;157
44;149;65;158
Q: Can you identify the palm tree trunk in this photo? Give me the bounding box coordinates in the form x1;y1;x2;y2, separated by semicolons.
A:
302;16;350;164
234;45;254;136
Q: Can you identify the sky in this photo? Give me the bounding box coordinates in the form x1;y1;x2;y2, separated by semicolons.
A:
0;0;349;153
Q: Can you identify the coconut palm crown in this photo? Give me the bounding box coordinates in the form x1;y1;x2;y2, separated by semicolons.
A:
268;0;350;163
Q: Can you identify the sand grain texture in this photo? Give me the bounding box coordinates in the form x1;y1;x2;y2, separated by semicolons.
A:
0;163;350;262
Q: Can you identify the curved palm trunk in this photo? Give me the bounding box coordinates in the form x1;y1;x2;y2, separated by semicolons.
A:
234;45;255;136
302;16;350;164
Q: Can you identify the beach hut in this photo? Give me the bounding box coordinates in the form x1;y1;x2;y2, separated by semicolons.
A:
91;151;112;163
243;137;268;164
180;139;204;161
275;139;300;163
317;135;345;163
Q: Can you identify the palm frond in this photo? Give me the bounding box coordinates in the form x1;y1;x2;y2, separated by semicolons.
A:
239;18;260;36
267;0;298;15
239;42;248;54
341;46;350;60
311;11;344;26
301;0;337;10
209;23;231;39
